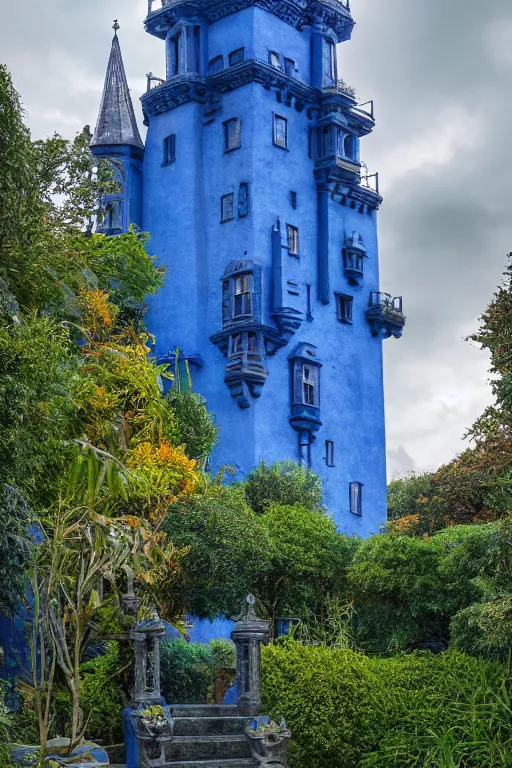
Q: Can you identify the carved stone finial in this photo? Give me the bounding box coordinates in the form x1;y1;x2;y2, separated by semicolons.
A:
113;19;120;35
245;593;258;619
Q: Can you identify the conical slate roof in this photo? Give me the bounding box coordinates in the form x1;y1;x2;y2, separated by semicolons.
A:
91;33;144;150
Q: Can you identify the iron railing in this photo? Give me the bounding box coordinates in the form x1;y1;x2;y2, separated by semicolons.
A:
368;292;403;313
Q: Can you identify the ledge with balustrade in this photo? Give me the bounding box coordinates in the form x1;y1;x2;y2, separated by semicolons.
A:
366;292;406;339
145;0;353;42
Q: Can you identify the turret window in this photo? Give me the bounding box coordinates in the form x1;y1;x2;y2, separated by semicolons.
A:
224;118;241;152
162;134;176;166
269;51;282;69
221;193;234;223
222;269;255;324
325;441;335;467
350;482;363;516
208;55;224;74
335;293;353;324
286;224;299;255
292;361;319;407
228;48;245;66
273;114;288;149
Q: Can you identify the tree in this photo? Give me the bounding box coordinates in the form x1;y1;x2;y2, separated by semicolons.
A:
244;461;323;515
162;485;272;619
254;504;356;628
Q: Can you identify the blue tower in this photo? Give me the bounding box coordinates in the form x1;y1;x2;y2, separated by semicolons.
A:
92;4;405;536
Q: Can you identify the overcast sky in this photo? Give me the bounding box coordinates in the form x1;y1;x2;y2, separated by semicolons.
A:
2;0;511;478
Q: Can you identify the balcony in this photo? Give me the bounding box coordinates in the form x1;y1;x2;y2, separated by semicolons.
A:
366;292;406;339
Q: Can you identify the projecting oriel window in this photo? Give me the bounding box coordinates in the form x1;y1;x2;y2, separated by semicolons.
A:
228;48;245;66
273;114;288;149
221;193;234;223
325;440;335;467
224;118;241;152
287;224;299;256
335;293;354;324
350;482;363;516
162;134;176;166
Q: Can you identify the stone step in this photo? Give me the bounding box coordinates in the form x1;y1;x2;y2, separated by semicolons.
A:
172;717;250;737
165;760;256;768
165;735;251;763
169;705;239;719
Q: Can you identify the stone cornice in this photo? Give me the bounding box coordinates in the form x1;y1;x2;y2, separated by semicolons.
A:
142;60;373;139
145;0;353;42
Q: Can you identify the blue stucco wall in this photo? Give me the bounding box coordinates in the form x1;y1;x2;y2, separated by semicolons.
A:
143;1;390;538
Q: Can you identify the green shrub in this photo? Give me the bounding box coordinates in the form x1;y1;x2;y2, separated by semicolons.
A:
261;641;510;768
160;638;235;704
166;390;218;463
0;681;15;766
244;462;322;515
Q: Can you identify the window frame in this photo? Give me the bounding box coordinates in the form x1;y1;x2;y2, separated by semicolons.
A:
284;57;297;77
335;293;354;324
349;482;363;517
292;359;320;408
286;224;299;256
232;273;254;319
162;134;176;167
325;440;335;467
228;47;245;66
269;50;282;69
223;118;242;152
290;190;297;209
273;114;288;150
220;193;235;223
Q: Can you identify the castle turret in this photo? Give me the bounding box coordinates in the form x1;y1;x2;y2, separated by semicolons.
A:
91;22;144;234
92;3;406;536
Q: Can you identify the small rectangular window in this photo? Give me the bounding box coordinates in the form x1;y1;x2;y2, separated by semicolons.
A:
336;293;353;324
350;482;363;516
221;193;234;223
269;51;282;69
208;55;224;75
290;191;297;209
224;118;241;152
284;58;296;77
162;134;176;166
325;441;335;467
273;114;288;149
228;47;245;66
293;360;319;407
287;224;299;256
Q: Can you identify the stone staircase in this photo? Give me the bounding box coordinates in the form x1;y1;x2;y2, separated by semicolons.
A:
163;704;256;768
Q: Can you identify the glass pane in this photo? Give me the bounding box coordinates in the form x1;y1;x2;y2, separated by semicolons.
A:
274;117;287;148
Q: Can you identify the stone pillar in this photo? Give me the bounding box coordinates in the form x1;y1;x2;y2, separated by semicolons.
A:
131;613;166;707
231;595;270;716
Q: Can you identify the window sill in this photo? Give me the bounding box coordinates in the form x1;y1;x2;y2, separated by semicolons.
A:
224;145;241;154
338;318;353;325
161;160;176;167
273;143;289;151
221;217;235;224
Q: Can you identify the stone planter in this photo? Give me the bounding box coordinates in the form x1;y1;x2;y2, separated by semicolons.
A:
244;718;291;768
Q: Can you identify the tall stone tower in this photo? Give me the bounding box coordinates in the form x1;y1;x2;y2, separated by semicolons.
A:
92;4;405;536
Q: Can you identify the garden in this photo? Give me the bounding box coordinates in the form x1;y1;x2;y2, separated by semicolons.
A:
2;62;512;768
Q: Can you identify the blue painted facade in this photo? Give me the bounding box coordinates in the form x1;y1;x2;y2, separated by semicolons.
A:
92;2;406;539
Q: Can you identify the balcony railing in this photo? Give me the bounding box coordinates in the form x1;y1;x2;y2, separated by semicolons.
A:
361;167;380;195
146;72;165;92
368;292;403;314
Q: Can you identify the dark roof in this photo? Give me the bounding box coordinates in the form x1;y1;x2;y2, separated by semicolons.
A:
91;35;144;150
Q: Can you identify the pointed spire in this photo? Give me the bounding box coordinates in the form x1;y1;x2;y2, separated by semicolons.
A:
91;25;144;150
